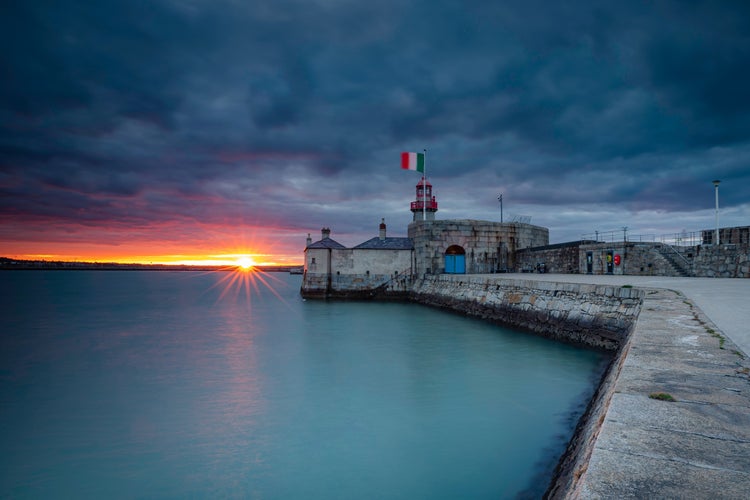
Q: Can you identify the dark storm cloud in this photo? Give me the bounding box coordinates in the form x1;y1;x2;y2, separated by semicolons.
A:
1;0;749;249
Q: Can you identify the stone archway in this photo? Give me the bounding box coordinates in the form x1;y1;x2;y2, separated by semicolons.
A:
444;245;466;274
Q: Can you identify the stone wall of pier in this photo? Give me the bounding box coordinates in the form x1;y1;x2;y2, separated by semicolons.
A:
410;275;643;350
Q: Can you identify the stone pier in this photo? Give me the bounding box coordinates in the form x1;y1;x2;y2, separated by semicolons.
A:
408;274;750;498
410;275;642;350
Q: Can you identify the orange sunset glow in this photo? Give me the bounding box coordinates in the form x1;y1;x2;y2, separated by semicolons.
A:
3;252;287;267
2;246;299;267
1;220;305;266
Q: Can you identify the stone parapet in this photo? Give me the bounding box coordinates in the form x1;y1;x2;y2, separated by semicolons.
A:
517;243;583;274
693;243;750;277
520;240;750;278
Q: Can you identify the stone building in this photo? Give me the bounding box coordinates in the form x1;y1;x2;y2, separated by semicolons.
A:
301;178;550;298
516;225;750;278
302;222;414;298
408;219;548;275
301;172;750;295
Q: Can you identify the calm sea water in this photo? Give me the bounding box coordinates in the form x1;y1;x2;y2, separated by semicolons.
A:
0;270;607;499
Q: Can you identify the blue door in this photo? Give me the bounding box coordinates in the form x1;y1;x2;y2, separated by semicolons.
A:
445;254;466;274
445;255;455;273
456;254;465;273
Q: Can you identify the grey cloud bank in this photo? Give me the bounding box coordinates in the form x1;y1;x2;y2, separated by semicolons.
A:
1;0;749;255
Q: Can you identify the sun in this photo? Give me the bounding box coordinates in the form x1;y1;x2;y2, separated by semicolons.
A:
236;256;256;270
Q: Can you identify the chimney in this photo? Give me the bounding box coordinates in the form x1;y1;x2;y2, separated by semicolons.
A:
379;218;386;240
306;233;312;247
321;227;331;239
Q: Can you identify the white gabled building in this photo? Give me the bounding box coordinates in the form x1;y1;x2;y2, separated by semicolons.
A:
302;220;414;298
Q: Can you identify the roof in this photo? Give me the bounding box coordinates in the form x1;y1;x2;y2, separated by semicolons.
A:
353;237;413;250
306;237;346;249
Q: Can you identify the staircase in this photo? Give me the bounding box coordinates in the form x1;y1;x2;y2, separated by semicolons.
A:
369;268;414;298
656;245;693;277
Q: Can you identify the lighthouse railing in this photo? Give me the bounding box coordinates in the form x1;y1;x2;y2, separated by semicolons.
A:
410;200;438;211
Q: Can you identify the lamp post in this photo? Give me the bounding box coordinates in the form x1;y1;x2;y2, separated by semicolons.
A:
497;194;503;223
712;180;721;245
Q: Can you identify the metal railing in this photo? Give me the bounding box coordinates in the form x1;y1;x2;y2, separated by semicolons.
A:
657;232;702;247
580;229;702;247
660;242;692;270
580;229;652;243
372;267;415;291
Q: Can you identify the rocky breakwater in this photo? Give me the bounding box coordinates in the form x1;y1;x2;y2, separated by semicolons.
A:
410;275;643;350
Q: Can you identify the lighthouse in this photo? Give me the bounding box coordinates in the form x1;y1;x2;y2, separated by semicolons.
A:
410;176;438;221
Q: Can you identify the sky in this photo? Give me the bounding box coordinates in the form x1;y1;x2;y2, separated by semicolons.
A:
1;0;749;265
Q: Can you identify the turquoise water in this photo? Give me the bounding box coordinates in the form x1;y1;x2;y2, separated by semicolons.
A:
0;271;607;498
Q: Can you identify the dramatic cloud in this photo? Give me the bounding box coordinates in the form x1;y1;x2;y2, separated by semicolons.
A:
1;0;749;261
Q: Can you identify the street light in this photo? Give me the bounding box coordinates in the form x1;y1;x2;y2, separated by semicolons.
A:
712;180;721;245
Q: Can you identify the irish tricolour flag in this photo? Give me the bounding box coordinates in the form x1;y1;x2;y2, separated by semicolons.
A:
401;152;425;172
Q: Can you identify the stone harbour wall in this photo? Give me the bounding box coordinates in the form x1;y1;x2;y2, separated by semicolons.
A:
410;275;643;350
329;272;412;298
617;243;685;276
301;271;412;299
519;240;750;278
545;326;635;498
408;275;646;496
692;244;750;277
516;243;583;274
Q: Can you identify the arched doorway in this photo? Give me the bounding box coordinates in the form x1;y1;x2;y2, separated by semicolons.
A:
444;245;466;274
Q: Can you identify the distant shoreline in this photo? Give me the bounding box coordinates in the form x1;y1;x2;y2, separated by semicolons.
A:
0;257;303;273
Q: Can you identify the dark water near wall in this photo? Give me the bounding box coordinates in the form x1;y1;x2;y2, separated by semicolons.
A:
0;271;607;498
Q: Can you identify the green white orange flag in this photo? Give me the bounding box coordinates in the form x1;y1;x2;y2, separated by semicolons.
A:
401;152;425;172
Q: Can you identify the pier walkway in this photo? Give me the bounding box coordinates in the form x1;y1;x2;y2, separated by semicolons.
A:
493;274;750;356
480;274;750;498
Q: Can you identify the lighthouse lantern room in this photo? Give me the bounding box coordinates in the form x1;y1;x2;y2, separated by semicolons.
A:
410;176;438;221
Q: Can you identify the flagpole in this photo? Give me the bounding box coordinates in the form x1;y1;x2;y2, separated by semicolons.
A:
423;148;427;221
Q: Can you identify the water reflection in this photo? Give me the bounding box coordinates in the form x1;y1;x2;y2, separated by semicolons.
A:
209;266;289;308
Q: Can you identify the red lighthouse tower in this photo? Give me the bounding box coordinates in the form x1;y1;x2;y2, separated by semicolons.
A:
410;176;438;221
